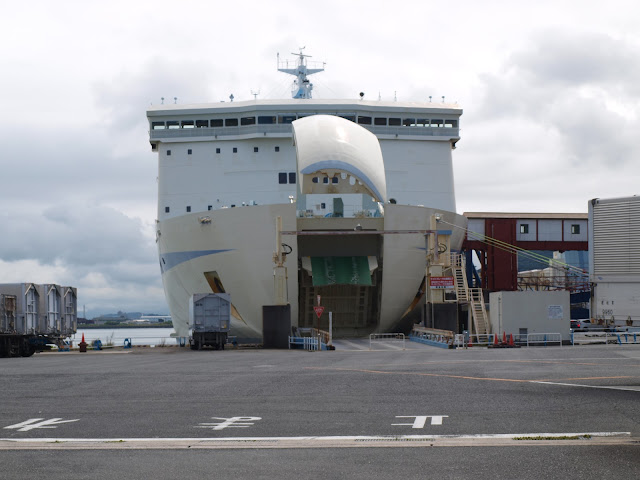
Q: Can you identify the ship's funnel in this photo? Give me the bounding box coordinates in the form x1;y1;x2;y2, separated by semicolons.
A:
292;115;387;203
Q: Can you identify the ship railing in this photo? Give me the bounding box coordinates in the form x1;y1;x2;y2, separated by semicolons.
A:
149;124;459;140
297;208;381;219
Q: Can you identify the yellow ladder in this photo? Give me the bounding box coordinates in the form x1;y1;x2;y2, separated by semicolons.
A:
450;254;490;335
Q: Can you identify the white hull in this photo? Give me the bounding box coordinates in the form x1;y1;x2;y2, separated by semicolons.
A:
158;203;466;338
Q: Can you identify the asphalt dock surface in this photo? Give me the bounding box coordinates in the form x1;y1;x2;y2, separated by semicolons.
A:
1;339;639;479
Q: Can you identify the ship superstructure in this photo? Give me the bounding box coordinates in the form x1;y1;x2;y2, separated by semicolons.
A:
147;52;466;339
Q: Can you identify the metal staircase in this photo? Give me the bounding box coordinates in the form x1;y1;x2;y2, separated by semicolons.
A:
451;254;490;335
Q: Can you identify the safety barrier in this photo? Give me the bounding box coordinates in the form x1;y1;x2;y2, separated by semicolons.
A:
463;333;562;348
515;333;562;347
467;334;494;346
369;333;405;350
294;328;330;344
572;332;640;345
288;335;326;351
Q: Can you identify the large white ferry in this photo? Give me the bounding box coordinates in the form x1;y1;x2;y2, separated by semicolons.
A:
147;51;467;339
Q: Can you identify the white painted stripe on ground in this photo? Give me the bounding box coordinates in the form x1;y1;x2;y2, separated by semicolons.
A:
333;339;368;350
1;432;630;443
533;381;640;392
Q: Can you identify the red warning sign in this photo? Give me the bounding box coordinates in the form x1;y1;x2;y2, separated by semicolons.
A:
313;306;325;319
429;276;455;289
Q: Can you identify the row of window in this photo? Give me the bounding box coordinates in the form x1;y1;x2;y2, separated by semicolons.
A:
151;114;458;130
520;224;581;234
165;146;281;156
278;172;297;184
163;172;297;213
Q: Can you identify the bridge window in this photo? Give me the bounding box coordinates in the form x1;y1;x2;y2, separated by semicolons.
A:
338;114;356;122
444;120;458;128
275;146;280;152
571;224;581;234
416;118;429;127
225;118;238;127
374;117;387;126
254;147;259;153
166;150;171;156
430;119;443;127
233;147;237;153
240;116;256;126
186;206;191;212
402;118;415;126
278;173;287;184
357;116;372;125
188;149;192;155
258;116;276;124
196;120;208;128
278;114;296;124
167;120;179;129
389;118;401;126
152;121;165;130
165;207;170;213
211;119;224;127
216;148;221;154
520;224;529;234
181;120;194;129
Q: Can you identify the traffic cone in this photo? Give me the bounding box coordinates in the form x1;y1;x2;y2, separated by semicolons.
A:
79;333;87;353
467;336;473;347
494;333;499;345
509;334;515;347
502;331;507;344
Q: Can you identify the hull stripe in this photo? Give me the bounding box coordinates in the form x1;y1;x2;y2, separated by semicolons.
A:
160;249;234;273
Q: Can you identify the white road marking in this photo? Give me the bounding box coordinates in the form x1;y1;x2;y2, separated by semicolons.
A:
393;415;449;428
0;432;631;450
333;339;368;350
196;416;261;430
4;418;80;432
532;381;640;392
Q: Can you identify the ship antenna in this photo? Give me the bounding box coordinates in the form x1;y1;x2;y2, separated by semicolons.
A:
251;89;260;100
277;48;325;99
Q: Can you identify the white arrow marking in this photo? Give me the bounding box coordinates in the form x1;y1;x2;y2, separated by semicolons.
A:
392;415;449;428
196;416;262;430
4;418;80;432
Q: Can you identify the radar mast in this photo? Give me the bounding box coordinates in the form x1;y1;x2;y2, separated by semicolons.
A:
277;48;325;99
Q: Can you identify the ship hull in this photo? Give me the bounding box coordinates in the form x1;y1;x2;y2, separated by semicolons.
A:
158;203;466;339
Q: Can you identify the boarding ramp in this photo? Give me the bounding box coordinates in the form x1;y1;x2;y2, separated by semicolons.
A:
409;326;454;349
369;333;405;350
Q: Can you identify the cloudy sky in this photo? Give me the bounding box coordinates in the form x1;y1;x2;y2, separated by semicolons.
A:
1;0;638;317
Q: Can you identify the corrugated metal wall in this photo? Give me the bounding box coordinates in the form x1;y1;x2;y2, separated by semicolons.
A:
592;197;640;275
